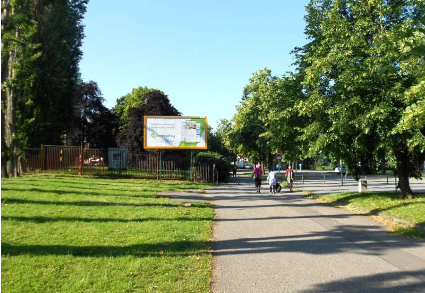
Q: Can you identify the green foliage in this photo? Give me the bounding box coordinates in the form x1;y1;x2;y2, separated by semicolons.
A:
393;16;425;151
207;122;236;163
1;0;88;157
67;81;118;148
117;90;180;154
2;0;41;156
195;151;231;182
113;87;161;131
224;1;423;196
226;68;306;169
226;69;275;164
297;0;425;188
29;0;88;146
1;175;213;292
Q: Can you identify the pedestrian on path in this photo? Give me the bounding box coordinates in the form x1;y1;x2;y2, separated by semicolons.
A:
285;165;294;192
267;168;278;194
253;164;263;193
232;164;237;178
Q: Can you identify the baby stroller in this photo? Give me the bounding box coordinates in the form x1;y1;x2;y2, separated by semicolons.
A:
275;183;282;193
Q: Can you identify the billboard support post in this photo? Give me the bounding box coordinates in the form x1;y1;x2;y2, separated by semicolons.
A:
159;151;162;181
156;152;159;180
143;116;208;182
190;150;193;181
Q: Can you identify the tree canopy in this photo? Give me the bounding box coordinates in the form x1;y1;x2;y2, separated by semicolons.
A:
1;0;88;177
113;86;162;131
226;0;425;198
117;90;180;154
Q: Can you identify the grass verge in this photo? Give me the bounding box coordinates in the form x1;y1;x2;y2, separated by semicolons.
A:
1;174;213;293
306;191;425;239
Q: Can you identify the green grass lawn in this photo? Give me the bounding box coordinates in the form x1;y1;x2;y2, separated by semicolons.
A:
308;192;425;238
1;174;213;293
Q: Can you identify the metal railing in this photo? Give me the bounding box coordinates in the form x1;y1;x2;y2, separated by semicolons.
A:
20;145;214;182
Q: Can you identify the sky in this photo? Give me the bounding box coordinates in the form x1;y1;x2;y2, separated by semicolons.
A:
79;0;310;129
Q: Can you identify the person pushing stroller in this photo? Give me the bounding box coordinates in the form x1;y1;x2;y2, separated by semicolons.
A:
267;168;279;194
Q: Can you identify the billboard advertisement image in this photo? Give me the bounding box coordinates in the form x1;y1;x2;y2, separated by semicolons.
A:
144;116;208;150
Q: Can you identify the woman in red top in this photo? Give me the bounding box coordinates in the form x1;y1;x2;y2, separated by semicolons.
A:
253;164;263;193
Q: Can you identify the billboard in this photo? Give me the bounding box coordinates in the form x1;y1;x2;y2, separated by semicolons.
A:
143;116;208;150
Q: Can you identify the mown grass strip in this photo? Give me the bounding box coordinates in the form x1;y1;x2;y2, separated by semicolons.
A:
1;174;213;293
306;191;425;239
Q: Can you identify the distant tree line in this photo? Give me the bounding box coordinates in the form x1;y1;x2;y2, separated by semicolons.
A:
222;0;425;199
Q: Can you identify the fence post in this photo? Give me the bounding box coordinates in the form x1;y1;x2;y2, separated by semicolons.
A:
302;175;304;184
78;145;83;176
40;144;45;171
323;174;326;184
59;148;63;170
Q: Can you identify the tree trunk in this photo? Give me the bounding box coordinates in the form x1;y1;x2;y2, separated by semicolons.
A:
396;146;414;199
1;0;10;177
1;107;8;177
267;153;274;172
5;27;20;177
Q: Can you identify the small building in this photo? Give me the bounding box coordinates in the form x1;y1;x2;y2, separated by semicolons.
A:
108;148;128;170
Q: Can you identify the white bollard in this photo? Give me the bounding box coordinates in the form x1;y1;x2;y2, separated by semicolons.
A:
358;179;367;192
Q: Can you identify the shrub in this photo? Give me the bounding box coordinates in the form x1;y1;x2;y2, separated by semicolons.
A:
195;151;231;182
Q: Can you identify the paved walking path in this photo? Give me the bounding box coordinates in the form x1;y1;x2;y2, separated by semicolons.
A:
168;173;425;292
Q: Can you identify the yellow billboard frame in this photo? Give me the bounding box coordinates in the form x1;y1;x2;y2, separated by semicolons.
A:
143;115;208;150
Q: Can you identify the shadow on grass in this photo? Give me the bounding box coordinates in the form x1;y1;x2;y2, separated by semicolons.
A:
12;176;204;189
392;222;425;239
1;198;185;208
1;187;160;199
3;224;424;259
1;241;207;257
2;215;211;223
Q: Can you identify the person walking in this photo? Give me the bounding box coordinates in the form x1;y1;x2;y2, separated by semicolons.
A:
253;164;263;193
267;168;278;194
285;165;294;192
232;164;237;178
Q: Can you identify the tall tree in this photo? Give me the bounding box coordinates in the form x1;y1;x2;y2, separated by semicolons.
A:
257;71;307;165
28;0;87;147
117;90;180;154
1;0;40;177
227;69;306;170
393;15;425;152
227;69;275;168
298;0;425;198
1;0;88;177
113;86;160;131
67;81;117;149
